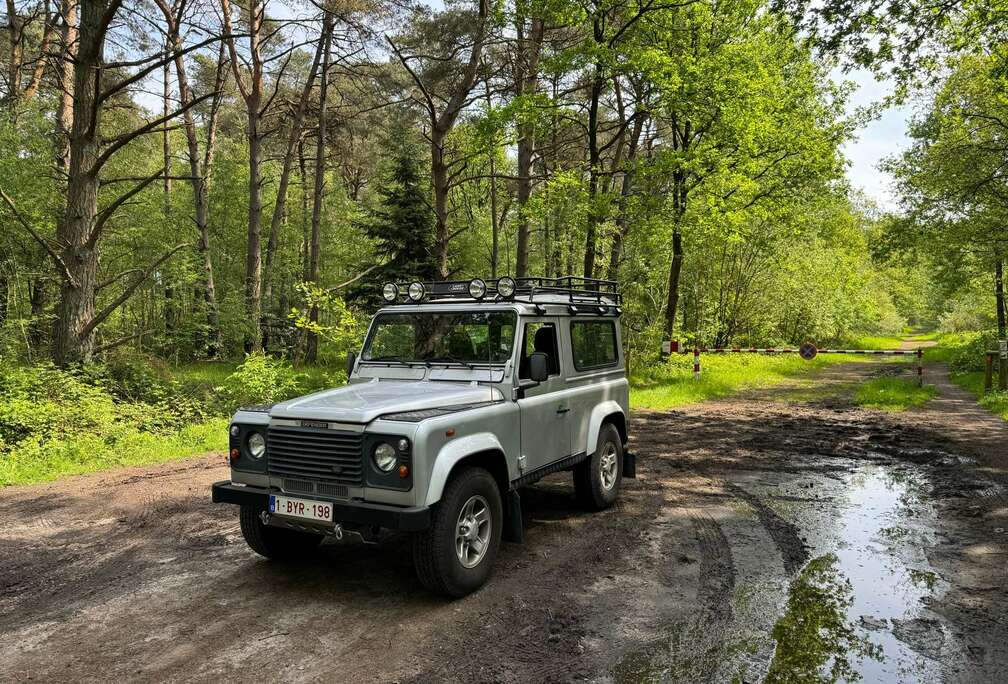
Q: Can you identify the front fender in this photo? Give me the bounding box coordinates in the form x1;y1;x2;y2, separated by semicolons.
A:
585;400;626;455
424;432;506;507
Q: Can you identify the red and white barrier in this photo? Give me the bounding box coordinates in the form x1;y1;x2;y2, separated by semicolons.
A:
678;346;925;386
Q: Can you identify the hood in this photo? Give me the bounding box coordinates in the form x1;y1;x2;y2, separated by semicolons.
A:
269;380;503;424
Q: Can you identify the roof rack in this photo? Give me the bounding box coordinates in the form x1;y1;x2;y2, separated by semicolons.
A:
382;276;622;312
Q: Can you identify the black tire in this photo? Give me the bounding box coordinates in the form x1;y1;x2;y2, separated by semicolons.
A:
239;505;323;560
574;422;623;511
413;467;502;598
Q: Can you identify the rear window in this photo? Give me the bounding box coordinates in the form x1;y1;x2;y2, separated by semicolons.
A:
570;320;618;371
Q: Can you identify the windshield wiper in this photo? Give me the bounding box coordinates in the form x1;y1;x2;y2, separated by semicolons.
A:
424;355;474;369
364;355;413;365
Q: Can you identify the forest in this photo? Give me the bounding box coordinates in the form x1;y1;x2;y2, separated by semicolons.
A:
0;0;1006;482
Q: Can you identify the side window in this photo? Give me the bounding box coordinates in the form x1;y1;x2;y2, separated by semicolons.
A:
570;319;618;371
518;321;560;379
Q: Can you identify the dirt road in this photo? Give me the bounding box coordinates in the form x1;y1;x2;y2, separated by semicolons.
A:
2;359;1007;682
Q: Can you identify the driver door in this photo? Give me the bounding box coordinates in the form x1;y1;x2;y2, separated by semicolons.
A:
516;319;571;474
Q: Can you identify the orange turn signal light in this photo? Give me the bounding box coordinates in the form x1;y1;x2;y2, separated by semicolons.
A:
398;464;409;478
229;448;240;462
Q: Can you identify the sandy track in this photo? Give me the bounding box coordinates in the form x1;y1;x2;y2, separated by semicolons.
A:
2;360;1006;682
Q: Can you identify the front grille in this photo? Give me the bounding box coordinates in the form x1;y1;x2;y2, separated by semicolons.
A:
268;426;363;486
282;478;314;494
317;483;348;498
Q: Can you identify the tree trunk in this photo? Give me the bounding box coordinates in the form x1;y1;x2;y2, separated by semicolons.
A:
431;127;451;279
607;114;644;282
53;0;104;365
663;229;684;342
514;18;543;278
996;251;1007;390
162;50;175;335
222;0;265;352
5;0;24;112
0;275;8;328
583;59;603;280
262;24;327;312
305;9;332;364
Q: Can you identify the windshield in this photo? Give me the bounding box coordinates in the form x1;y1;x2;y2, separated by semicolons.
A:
362;311;517;365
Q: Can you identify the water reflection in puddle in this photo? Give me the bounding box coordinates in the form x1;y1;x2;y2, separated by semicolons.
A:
768;465;955;682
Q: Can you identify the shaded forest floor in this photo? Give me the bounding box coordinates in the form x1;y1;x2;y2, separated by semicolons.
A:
2;356;1007;682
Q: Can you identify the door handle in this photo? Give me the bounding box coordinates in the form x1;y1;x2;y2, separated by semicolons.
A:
556;407;570;414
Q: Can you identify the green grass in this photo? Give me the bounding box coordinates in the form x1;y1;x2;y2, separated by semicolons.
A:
630;353;854;411
853;377;938;411
844;335;908;350
0;417;228;486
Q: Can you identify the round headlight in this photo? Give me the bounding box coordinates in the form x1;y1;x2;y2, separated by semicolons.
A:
382;283;399;302
230;424;240;437
373;442;397;472
469;278;487;299
497;276;516;298
408;281;426;302
247;432;266;459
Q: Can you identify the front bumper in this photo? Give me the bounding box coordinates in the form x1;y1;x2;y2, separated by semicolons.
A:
211;481;431;531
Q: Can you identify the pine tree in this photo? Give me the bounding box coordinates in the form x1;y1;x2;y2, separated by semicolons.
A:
349;144;436;305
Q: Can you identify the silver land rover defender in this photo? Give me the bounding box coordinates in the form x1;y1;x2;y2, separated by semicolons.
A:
212;276;633;597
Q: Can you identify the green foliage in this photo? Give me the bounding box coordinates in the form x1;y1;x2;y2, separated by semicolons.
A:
854;377;937;411
0;360;225;486
288;283;367;367
216;352;305;408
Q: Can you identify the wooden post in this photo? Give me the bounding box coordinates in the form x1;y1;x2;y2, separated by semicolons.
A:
917;348;923;387
985;352;994;394
693;347;701;380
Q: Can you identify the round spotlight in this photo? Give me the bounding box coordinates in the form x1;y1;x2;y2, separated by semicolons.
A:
397;437;410;452
247;432;266;459
382;283;399;302
469;278;487;300
497;276;516;298
230;424;240;437
408;281;426;302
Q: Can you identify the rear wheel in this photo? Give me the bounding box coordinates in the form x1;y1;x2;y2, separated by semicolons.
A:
574;422;623;510
239;505;323;560
413;467;502;598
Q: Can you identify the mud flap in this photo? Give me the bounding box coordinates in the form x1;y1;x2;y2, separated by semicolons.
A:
503;489;524;543
623;451;636;479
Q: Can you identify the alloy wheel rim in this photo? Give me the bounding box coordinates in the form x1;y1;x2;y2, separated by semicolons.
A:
600;444;618;490
455;494;491;568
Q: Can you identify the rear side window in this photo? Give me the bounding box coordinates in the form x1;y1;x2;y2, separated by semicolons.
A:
570;320;618;371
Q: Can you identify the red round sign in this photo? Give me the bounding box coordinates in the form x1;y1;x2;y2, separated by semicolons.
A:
799;342;818;360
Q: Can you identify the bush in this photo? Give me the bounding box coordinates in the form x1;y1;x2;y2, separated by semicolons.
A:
216;352;305;409
947;330;1000;374
0;359;226;485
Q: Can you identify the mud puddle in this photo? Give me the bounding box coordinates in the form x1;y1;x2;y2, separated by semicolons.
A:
610;458;969;683
764;462;961;682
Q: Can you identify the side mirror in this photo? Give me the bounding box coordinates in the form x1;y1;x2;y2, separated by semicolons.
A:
529;352;549;383
346;350;357;380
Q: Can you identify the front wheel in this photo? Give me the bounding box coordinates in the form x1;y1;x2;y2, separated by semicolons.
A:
413;467;502;598
239;505;323;560
574;422;623;510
